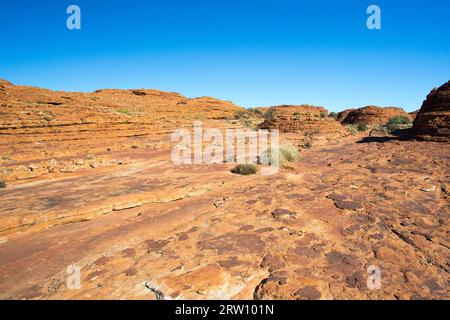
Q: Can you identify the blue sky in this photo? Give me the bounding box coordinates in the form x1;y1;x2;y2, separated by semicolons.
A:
1;0;449;112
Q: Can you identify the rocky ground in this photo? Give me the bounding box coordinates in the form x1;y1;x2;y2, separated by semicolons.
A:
0;80;448;300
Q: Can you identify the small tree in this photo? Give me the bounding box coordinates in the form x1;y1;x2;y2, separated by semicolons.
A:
357;123;369;131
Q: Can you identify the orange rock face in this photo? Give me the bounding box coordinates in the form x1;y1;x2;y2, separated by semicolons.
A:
411;81;450;142
258;105;347;136
0;80;243;183
0;80;449;301
337;109;354;123
340;106;412;125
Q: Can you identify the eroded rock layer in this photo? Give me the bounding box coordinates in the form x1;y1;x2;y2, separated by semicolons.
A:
411;81;450;142
0;80;448;300
0;80;243;182
258;105;347;136
341;106;412;125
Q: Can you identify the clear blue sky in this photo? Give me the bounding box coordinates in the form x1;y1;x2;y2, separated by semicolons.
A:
1;0;449;112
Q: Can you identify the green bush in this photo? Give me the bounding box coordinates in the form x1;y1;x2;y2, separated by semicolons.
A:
117;108;131;115
320;112;327;118
386;123;400;133
387;116;410;125
357;123;369;131
329;112;338;119
232;163;258;175
0;180;5;188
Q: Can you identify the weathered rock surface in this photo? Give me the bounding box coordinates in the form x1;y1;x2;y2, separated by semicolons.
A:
337;109;355;123
0;80;243;182
258;105;347;136
411;81;450;142
0;80;448;300
340;106;412;125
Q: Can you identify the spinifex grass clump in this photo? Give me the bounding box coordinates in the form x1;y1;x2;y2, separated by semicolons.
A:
259;143;300;168
232;163;258;175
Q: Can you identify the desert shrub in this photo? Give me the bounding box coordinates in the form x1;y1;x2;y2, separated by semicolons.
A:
117;108;131;115
293;112;301;116
235;110;248;120
386;123;401;133
232;163;258;175
357;123;369;131
320;112;327;118
265;109;277;120
387;116;410;125
302;131;318;149
0;180;5;188
258;143;300;168
280;143;300;165
346;125;358;135
248;108;263;116
328;112;338;119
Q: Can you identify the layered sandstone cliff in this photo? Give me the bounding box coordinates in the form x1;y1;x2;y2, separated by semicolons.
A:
0;80;243;182
258;105;346;136
411;81;450;142
340;106;412;125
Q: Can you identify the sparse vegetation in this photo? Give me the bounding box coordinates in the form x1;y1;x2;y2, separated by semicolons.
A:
0;180;5;188
235;110;248;120
387;116;411;125
232;163;258;175
302;131;318;149
346;125;358;135
357;123;369;131
259;143;300;167
117;108;131;115
385;116;412;133
279;143;300;165
320;112;327;118
265;109;277;120
247;108;263;116
329;112;338;119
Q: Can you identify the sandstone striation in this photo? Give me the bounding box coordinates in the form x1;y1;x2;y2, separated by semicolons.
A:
0;80;448;301
340;106;412;125
411;81;450;142
0;80;243;182
258;105;347;136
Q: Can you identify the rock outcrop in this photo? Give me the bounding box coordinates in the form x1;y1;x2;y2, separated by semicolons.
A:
340;106;412;125
0;79;449;301
336;109;354;123
0;80;244;182
258;105;346;136
411;81;450;142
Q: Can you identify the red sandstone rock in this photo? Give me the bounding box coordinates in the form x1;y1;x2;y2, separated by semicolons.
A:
340;106;412;125
0;80;448;301
411;81;450;142
258;105;347;137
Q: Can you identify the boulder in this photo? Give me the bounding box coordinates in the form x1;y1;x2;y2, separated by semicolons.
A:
411;81;450;142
